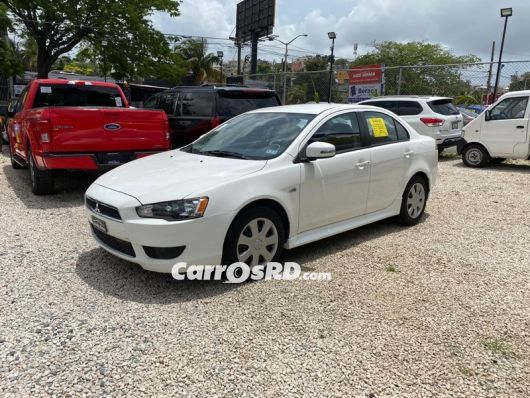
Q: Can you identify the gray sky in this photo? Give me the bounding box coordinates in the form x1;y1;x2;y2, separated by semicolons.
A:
152;0;530;64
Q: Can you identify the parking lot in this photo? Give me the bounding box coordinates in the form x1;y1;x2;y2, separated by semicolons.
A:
0;145;529;397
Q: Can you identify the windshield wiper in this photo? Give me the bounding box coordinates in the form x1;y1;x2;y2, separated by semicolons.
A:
198;150;252;160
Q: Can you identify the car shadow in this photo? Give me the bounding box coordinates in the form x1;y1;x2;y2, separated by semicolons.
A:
283;215;429;268
452;161;530;174
76;215;427;304
2;161;99;210
75;248;243;304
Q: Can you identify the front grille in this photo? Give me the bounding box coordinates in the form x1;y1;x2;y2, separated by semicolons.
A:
86;197;122;220
91;225;136;257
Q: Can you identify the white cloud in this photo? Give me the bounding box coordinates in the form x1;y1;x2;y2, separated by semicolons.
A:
153;0;530;63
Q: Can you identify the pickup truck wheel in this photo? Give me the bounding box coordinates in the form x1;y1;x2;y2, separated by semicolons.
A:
462;145;489;168
28;147;54;195
397;176;428;226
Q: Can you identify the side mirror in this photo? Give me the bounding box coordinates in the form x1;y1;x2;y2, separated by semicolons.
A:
484;110;491;122
306;141;336;160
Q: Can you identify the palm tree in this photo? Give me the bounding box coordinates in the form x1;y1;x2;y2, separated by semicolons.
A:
20;37;38;72
176;39;219;85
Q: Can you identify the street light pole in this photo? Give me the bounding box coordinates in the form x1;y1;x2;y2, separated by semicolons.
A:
493;8;512;101
102;40;108;82
327;32;337;103
271;34;308;104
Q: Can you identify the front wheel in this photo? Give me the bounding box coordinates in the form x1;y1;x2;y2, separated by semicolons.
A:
28;146;54;195
462;144;489;168
397;176;428;226
223;207;285;267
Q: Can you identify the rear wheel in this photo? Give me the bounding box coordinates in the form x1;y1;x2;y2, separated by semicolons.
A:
223;207;284;267
397;176;428;226
28;146;54;195
462;144;489;167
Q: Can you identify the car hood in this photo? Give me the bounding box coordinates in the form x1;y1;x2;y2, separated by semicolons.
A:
94;150;267;204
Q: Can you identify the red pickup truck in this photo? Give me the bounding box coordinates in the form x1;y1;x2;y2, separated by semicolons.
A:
7;79;170;195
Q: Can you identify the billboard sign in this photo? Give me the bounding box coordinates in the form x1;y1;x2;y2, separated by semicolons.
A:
348;64;384;102
236;0;276;43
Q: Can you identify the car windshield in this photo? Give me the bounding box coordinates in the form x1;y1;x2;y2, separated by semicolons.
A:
182;112;315;160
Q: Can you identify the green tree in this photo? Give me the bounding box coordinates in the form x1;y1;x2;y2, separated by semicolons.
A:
176;39;219;85
0;3;23;77
1;0;180;78
509;72;530;91
288;55;333;103
352;41;480;96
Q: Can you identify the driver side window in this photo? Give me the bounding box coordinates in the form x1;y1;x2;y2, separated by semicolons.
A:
490;97;529;120
309;112;362;153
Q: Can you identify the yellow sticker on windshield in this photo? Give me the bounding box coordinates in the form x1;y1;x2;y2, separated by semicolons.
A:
368;118;389;138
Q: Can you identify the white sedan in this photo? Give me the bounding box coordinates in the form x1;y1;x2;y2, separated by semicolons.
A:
85;104;438;273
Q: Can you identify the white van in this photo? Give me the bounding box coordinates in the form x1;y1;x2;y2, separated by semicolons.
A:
460;91;530;167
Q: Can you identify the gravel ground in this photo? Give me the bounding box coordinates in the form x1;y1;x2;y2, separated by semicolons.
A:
0;146;529;398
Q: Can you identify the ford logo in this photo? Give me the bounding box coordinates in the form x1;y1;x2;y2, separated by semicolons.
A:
104;123;122;131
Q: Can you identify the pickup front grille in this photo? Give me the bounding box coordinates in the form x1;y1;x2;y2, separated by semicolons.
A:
86;197;122;220
91;225;136;257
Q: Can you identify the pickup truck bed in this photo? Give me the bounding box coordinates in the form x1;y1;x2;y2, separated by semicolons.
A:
7;79;170;194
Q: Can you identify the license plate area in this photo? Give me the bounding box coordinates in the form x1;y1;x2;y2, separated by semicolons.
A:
452;121;459;129
91;216;107;233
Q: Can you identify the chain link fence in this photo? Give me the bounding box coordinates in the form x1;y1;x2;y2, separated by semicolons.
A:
239;61;530;105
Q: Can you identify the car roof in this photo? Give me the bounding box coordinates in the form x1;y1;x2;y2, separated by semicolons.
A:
361;96;451;102
500;90;530;98
34;79;119;88
250;103;380;115
167;85;276;93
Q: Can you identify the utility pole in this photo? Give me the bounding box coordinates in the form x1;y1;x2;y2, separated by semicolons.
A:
102;40;108;82
486;41;496;104
250;32;258;76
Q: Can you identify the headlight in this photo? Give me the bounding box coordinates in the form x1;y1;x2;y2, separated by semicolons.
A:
136;197;209;221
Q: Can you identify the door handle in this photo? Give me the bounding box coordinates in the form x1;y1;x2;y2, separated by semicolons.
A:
516;126;525;129
403;150;414;158
356;160;370;169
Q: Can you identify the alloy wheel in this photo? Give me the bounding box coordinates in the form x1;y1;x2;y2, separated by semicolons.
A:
236;218;279;266
406;183;426;219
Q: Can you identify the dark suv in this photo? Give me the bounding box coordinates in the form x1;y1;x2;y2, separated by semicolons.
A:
143;85;282;147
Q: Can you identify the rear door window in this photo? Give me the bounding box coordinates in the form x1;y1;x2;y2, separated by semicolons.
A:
33;84;125;108
362;101;398;114
428;99;459;115
363;111;411;144
398;101;423;115
217;92;280;118
177;92;214;117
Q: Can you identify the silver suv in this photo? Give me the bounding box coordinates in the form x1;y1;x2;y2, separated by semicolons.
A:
360;96;464;150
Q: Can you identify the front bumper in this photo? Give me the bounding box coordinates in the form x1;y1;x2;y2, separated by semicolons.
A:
85;183;233;273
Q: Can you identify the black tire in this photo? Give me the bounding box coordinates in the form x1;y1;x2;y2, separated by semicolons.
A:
222;206;285;266
490;157;506;164
28;146;54;195
397;176;428;226
462;144;489;168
